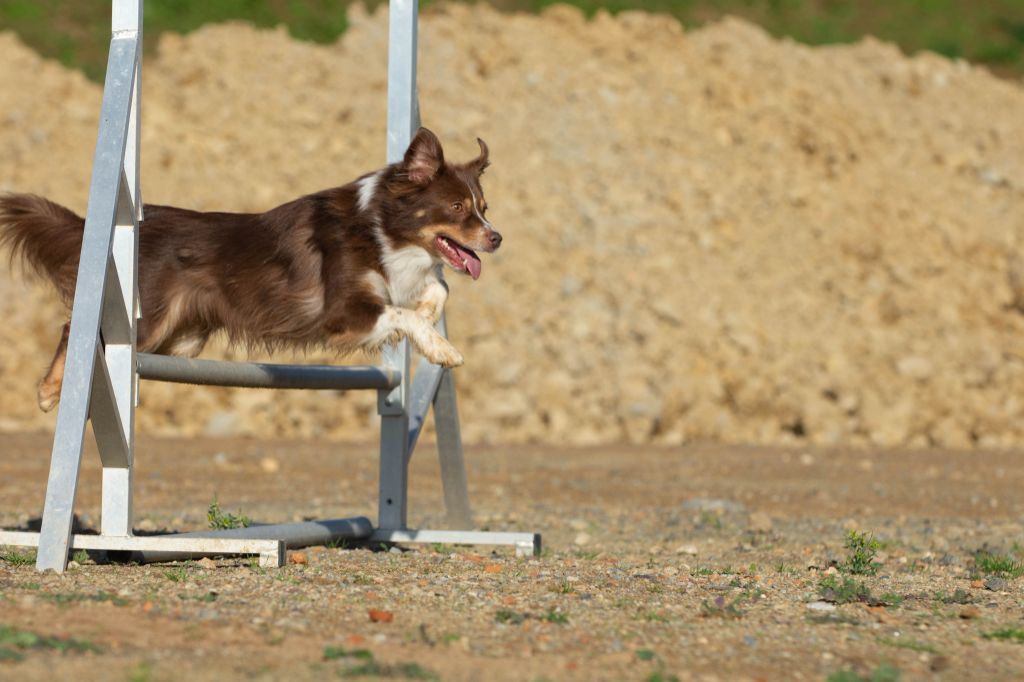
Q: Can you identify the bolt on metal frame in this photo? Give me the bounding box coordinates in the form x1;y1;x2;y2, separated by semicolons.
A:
0;0;539;572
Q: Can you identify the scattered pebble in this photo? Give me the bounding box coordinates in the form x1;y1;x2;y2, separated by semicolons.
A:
368;609;394;624
983;577;1009;592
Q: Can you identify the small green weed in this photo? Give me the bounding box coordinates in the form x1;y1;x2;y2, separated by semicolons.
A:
827;664;901;682
982;628;1024;643
0;547;36;566
324;645;438;679
162;567;188;583
495;609;526;625
843;530;882;575
645;674;681;682
541;609;569;624
0;624;101;661
178;591;217;603
325;646;374;661
207;498;250;530
128;662;153;682
878;592;903;607
818;575;872;604
697;510;723;529
556;579;575;594
972;550;1024;579
936;588;974;605
71;550;89;564
879;637;938;653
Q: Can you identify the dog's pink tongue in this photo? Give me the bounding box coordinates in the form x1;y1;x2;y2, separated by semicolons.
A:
453;243;482;280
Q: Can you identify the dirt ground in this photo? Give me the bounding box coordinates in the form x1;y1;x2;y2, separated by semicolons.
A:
1;432;1022;681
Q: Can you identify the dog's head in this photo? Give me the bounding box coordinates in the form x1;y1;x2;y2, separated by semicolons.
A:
387;128;501;280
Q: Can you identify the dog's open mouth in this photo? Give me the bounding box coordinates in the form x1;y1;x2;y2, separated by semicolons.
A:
435;235;482;280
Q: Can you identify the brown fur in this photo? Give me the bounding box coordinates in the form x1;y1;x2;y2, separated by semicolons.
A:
0;128;501;411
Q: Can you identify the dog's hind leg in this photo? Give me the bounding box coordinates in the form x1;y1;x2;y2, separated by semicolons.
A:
38;322;70;412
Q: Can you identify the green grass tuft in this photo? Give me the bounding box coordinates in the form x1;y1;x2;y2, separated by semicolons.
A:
495;609;526;625
0;624;101;661
207;498;251;530
843;530;882;576
323;645;439;679
819;575;872;604
541;609;569;624
982;628;1024;643
973;550;1024;579
879;637;939;653
0;547;37;566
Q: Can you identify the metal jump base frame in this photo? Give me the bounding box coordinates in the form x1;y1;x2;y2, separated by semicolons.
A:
0;0;540;572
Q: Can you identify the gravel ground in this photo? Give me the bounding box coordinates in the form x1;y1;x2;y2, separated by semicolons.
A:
1;433;1023;681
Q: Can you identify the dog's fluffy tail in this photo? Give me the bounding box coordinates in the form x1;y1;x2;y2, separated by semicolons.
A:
0;193;85;305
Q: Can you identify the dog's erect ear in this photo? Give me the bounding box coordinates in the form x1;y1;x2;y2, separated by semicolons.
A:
471;137;490;176
403;128;444;185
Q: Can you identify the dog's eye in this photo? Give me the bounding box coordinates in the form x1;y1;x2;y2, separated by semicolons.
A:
451;201;464;213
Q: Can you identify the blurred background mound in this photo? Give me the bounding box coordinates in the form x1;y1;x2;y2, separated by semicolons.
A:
1;3;1023;449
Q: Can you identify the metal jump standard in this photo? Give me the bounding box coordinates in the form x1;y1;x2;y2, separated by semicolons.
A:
0;0;540;573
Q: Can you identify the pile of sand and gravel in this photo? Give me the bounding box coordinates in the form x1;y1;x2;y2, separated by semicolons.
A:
1;3;1024;449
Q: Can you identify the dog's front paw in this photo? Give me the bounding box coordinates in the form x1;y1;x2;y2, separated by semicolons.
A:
425;341;464;368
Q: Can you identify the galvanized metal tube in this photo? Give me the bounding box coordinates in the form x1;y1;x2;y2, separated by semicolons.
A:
137;353;401;391
124;517;374;564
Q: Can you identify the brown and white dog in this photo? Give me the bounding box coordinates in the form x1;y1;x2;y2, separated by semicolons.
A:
0;127;501;412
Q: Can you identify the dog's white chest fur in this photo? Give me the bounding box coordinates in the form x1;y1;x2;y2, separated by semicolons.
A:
359;171;443;310
376;245;439;307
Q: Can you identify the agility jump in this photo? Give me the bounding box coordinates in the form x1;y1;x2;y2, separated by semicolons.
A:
0;0;539;573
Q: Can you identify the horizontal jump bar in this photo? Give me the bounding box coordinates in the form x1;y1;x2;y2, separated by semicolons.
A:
137;353;401;391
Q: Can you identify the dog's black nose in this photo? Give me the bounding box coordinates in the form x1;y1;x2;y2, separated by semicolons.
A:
489;231;502;249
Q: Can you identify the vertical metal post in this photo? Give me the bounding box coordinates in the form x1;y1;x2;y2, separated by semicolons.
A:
113;0;142;220
101;0;142;538
433;366;473;529
36;1;141;571
377;0;419;531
